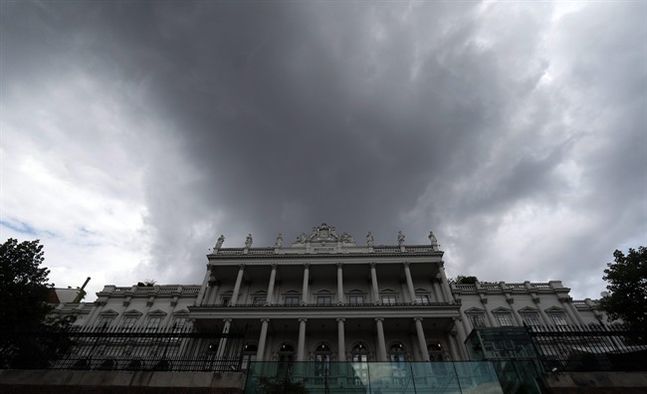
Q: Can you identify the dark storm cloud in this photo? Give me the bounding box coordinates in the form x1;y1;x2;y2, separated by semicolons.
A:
2;1;645;298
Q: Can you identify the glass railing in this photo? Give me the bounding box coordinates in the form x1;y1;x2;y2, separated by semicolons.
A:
244;361;505;393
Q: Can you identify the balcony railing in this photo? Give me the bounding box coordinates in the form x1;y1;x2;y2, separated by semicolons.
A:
197;301;455;308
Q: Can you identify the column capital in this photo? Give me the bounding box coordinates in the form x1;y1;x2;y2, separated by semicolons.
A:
337;262;344;268
260;318;270;323
403;262;411;268
336;318;346;323
223;318;232;323
270;263;278;269
298;318;308;323
303;263;310;268
370;262;377;269
238;264;246;270
413;317;423;322
374;317;384;322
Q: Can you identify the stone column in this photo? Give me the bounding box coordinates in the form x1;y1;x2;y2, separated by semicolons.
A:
535;302;551;325
195;267;211;306
508;300;523;326
439;268;453;303
337;318;346;361
404;263;416;303
207;280;221;305
481;299;496;327
460;311;472;335
375;318;387;361
266;265;277;305
216;319;232;358
564;299;585;325
454;317;469;359
431;279;441;303
370;263;380;304
256;319;270;361
231;265;245;306
297;318;307;361
301;264;310;304
448;331;460;360
337;263;345;304
414;318;430;361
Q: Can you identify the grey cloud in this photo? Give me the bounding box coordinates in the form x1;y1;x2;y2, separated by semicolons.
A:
2;1;645;298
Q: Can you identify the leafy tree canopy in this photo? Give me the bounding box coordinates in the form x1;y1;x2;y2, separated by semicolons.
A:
599;246;647;332
456;275;479;284
0;238;69;367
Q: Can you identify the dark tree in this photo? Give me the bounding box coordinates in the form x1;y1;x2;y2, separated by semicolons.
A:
0;238;69;368
599;246;647;332
456;275;479;284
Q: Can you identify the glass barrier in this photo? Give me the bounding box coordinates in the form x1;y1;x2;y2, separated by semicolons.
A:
244;361;505;394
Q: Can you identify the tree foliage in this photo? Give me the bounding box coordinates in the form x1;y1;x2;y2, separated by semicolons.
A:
456;275;479;284
0;238;69;367
599;246;647;332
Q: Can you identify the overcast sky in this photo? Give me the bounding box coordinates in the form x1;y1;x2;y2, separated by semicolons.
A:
1;1;645;300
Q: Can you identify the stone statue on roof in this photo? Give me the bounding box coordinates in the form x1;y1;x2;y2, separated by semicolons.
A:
397;230;405;246
245;233;253;249
366;231;374;247
275;233;283;248
428;231;440;251
214;235;225;251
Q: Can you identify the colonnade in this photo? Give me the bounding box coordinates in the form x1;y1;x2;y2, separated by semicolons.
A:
201;262;455;307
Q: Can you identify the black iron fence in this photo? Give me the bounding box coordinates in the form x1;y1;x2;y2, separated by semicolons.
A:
3;325;245;372
526;324;647;372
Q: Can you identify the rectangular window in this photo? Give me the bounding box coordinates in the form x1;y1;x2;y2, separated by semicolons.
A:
520;312;541;326
349;294;364;304
173;318;188;330
415;294;430;304
147;317;162;329
381;295;397;305
96;316;114;328
121;316;138;329
495;312;514;326
468;313;487;328
221;296;231;306
317;295;332;305
252;296;266;305
285;295;300;305
549;312;568;326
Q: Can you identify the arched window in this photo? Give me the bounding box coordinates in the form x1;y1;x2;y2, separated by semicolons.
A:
389;342;407;362
220;290;233;306
350;342;370;385
314;343;331;380
351;342;369;362
277;343;295;377
241;343;257;370
428;342;445;361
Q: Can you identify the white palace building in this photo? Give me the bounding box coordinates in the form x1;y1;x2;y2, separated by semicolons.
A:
56;223;606;367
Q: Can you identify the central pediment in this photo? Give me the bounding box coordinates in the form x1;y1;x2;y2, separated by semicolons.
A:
292;223;355;246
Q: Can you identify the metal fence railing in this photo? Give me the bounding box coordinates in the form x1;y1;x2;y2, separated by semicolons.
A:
526;324;647;372
3;325;245;372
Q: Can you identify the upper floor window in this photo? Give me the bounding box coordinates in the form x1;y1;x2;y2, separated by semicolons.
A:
468;313;487;328
389;342;407;363
415;294;431;304
146;317;162;329
381;291;397;305
172;317;189;330
284;294;300;305
348;291;364;304
317;295;332;305
548;312;568;326
494;312;514;327
252;295;266;305
121;316;138;329
520;312;542;326
96;316;114;328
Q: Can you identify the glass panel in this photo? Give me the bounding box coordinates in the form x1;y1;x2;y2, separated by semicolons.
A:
349;295;364;304
454;361;504;393
317;295;332;305
415;294;430;304
521;312;541;326
549;312;568;326
469;313;487;328
381;295;397;305
284;295;300;305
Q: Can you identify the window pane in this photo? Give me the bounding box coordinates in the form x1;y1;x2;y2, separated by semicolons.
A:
285;295;300;305
381;295;396;305
317;295;332;305
495;313;514;326
416;294;430;304
521;312;541;326
549;312;568;326
469;313;487;328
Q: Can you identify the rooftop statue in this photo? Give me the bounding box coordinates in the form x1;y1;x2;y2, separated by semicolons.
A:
366;231;374;247
275;233;283;248
245;233;253;249
397;230;405;246
429;231;440;251
214;235;225;251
